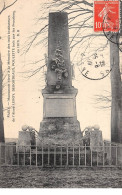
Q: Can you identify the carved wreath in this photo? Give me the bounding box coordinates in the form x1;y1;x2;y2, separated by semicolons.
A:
50;48;69;80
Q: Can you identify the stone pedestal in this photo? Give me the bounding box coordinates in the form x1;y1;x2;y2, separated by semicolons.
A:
18;131;31;146
90;130;103;152
37;118;82;145
42;87;77;118
37;88;82;145
17;131;32;152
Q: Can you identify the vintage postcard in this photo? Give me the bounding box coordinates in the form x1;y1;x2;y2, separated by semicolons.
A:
0;0;122;188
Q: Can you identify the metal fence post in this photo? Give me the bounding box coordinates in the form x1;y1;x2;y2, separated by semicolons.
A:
91;149;92;167
5;144;6;165
30;146;31;166
103;143;104;167
116;144;118;166
42;144;43;167
24;146;25;166
79;145;80;166
85;145;86;166
11;145;13;165
110;143;111;166
97;151;98;167
61;146;62;167
17;146;19;166
66;144;68;166
0;143;1;165
73;144;74;167
54;145;56;167
48;145;50;166
36;146;37;167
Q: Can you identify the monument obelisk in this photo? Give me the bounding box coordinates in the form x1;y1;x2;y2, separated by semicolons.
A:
38;12;82;145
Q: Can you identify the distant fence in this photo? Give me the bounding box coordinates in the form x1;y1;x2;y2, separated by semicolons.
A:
0;142;122;167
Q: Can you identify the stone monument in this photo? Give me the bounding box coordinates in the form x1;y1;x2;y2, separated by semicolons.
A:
37;12;82;145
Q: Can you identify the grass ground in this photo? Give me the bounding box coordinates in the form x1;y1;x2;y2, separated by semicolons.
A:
0;167;122;188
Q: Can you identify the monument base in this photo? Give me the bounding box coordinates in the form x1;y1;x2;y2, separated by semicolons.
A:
37;117;82;145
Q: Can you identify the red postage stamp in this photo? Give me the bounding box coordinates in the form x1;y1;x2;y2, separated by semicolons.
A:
94;1;119;32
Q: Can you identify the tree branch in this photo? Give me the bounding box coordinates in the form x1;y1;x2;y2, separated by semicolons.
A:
0;0;18;15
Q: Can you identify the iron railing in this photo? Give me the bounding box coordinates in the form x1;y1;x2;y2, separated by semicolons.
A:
0;143;122;167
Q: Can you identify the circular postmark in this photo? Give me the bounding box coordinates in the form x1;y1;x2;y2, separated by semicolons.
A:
102;15;119;43
102;14;122;51
79;52;112;80
80;68;111;80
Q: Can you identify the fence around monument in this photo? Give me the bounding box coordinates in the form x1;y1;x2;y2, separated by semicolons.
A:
0;142;122;167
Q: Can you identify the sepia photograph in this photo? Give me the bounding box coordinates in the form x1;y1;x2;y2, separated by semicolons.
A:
0;0;122;188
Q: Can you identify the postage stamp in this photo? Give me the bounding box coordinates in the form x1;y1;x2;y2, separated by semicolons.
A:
94;1;119;32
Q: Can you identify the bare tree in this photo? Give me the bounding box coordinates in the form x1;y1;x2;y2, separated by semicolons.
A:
21;0;109;86
0;0;18;142
110;39;122;143
95;91;111;110
21;0;107;62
